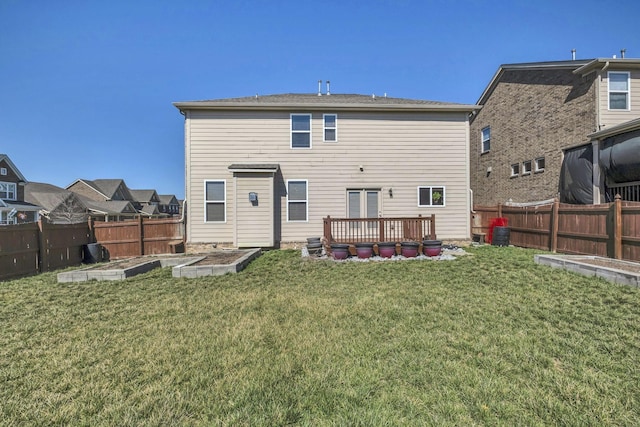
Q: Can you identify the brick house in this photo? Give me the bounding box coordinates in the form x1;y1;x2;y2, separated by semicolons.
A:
470;56;640;206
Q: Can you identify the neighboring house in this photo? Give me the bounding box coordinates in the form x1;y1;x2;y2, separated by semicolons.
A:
0;154;41;225
80;198;140;222
470;55;640;206
130;189;161;209
158;195;181;216
174;91;480;247
24;182;88;224
67;179;136;204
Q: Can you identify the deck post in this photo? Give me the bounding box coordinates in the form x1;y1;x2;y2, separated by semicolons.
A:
550;198;559;253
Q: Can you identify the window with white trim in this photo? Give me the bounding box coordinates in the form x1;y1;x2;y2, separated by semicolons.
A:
535;157;545;173
609;72;630;110
291;114;311;148
481;126;491;153
522;160;532;175
510;163;520;177
204;180;226;222
0;168;7;175
287;180;308;221
418;186;445;207
0;211;17;225
0;182;16;200
323;114;337;142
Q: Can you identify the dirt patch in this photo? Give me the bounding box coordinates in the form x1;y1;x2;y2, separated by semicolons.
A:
192;251;247;266
88;258;158;270
572;257;640;274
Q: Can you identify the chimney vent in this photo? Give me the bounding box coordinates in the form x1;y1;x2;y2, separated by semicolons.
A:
326;80;331;95
571;49;576;60
318;80;322;96
621;49;626;58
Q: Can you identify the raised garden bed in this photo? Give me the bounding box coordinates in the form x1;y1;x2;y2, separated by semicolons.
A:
535;254;640;287
172;248;261;278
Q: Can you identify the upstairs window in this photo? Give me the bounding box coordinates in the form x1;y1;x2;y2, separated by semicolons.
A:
418;186;445;207
287;180;308;221
535;157;545;173
481;127;491;153
510;163;520;177
323;114;337;142
204;180;226;222
0;182;16;200
522;160;532;175
291;114;311;148
0;167;6;175
609;72;630;110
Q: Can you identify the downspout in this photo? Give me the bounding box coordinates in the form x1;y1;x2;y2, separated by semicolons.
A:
470;189;476;213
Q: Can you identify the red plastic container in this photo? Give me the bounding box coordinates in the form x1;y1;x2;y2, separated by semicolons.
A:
487;217;508;244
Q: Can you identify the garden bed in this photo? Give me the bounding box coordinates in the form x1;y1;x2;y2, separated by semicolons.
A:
535;254;640;287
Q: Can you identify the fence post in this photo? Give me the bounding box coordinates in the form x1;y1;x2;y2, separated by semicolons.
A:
88;217;95;243
498;203;503;218
550;198;559;253
37;218;48;273
614;194;622;260
138;216;144;256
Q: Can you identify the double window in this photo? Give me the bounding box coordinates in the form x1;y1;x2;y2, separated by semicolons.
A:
609;72;630;110
0;182;16;200
418;186;445;207
291;114;311;148
481;127;491;153
287;180;308;221
204;180;226;222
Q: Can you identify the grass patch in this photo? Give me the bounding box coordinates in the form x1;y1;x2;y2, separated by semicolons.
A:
1;246;639;425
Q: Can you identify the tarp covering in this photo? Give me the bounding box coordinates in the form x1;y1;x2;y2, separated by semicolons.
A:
599;129;640;184
559;144;593;204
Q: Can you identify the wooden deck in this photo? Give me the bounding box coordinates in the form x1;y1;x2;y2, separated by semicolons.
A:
323;215;436;245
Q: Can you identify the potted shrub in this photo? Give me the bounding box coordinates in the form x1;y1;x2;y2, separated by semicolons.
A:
330;243;350;260
422;240;442;257
355;242;374;259
377;242;397;258
400;241;419;258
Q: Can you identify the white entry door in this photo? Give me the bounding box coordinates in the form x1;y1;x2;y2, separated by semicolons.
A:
347;189;381;239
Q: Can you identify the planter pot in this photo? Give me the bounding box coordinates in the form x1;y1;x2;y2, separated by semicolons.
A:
355;242;374;259
422;240;442;257
306;242;323;256
377;242;397;258
400;241;419;258
330;243;350;260
492;227;510;246
307;237;321;245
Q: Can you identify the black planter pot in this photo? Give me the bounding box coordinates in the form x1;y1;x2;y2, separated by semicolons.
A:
422;240;442;257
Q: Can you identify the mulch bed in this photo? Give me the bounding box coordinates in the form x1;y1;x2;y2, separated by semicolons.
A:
571;257;640;274
192;251;247;266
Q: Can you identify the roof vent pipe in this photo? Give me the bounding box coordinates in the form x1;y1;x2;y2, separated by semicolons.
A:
318;80;322;96
621;49;626;58
326;80;330;95
571;49;576;60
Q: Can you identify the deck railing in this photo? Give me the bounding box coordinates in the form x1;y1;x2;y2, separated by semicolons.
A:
323;215;436;244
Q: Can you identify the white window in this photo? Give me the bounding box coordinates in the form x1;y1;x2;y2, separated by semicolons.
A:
417;186;445;207
510;164;520;177
0;168;6;175
287;180;308;221
0;211;17;225
323;114;337;142
522;160;532;175
609;72;630;110
481;126;491;153
0;182;16;200
291;114;312;148
535;157;545;173
204;180;226;222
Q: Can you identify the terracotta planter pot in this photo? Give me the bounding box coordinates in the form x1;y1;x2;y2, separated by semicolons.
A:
422;240;442;257
377;242;397;258
331;243;350;260
355;242;374;259
400;241;419;258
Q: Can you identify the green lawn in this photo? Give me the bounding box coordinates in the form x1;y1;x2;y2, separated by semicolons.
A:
1;246;639;426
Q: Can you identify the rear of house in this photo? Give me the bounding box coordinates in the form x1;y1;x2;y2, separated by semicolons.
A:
175;92;480;247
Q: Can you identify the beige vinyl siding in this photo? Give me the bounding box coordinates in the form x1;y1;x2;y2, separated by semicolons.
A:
235;173;274;247
186;110;470;243
598;69;640;129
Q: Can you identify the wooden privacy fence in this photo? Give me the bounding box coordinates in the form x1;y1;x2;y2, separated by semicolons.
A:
93;216;184;259
0;217;184;281
0;220;91;281
323;215;436;244
472;196;640;262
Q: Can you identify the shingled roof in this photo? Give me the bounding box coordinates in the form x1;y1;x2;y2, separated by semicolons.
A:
174;93;480;112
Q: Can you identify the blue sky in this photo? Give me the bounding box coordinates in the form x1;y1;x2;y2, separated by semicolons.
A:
1;0;639;199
